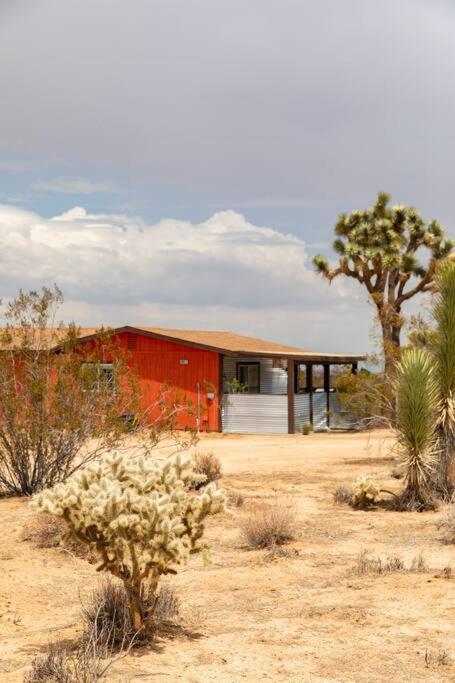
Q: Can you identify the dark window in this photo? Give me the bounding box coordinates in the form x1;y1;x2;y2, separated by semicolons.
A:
80;362;115;393
237;362;260;393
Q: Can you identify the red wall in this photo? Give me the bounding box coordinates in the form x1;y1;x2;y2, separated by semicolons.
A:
117;332;220;431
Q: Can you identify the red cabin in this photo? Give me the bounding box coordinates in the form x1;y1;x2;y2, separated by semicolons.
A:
68;326;364;434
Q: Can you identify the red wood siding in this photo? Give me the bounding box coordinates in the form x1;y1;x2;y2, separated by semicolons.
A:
118;332;220;431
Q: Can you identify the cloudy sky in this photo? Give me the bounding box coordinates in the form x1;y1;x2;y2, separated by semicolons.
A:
0;0;454;353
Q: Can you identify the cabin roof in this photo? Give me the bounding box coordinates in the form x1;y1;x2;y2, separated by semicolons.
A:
0;325;365;363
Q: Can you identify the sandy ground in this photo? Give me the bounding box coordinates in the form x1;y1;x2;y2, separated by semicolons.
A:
1;430;454;682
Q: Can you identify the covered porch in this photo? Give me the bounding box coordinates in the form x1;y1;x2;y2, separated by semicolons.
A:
220;354;362;434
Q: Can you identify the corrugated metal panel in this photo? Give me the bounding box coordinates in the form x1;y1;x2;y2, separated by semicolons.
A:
313;392;328;431
329;392;359;429
222;394;287;434
222;356;287;394
294;394;310;432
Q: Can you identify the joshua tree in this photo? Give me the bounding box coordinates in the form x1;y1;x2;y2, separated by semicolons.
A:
432;260;455;497
313;192;453;379
34;453;225;632
395;348;439;510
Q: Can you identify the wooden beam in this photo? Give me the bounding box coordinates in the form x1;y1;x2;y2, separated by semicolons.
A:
324;364;330;428
217;354;224;432
306;364;314;425
287;359;295;434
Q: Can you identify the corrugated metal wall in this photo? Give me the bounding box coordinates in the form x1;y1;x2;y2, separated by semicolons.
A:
329;393;359;429
294;394;310;432
222;356;287;394
221;394;288;434
294;392;328;432
313;392;329;431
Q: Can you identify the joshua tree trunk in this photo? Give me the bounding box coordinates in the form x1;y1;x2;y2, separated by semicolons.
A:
435;426;455;499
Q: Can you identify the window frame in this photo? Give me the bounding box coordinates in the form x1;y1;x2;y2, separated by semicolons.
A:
236;361;261;394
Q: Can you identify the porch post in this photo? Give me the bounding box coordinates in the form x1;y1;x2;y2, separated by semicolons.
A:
306;363;313;425
287;359;295;434
217;354;224;432
324;364;331;428
351;361;358;375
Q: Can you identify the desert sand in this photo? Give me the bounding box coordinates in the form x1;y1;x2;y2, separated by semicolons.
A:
0;430;454;682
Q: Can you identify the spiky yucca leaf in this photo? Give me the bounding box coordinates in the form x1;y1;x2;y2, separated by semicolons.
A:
432;261;455;436
396;348;439;509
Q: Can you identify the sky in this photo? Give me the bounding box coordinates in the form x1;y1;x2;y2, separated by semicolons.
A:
0;0;454;354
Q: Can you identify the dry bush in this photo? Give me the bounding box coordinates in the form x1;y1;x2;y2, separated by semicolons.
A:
353;549;428;575
191;450;222;489
333;486;353;505
227;491;245;508
82;579;180;648
437;504;455;543
241;498;297;549
82;580;136;648
153;585;180;622
435;564;453;579
425;649;451;667
24;619;136;683
390;466;404;480
21;514;96;562
21;514;64;548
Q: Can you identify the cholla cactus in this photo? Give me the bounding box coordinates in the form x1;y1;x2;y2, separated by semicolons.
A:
33;453;225;631
352;475;381;509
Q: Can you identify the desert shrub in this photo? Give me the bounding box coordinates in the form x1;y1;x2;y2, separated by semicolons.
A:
425;649;451;667
21;514;65;549
228;491;245;508
334;366;386;424
191;451;222;490
34;453;225;632
82;580;135;648
241;498;297;549
390;466;404;480
0;287;140;496
351;476;381;509
152;585;180;622
353;549;428;575
437;504;455;543
24;640;107;683
24;642;77;683
82;579;180;648
21;514;96;561
302;422;313;436
333;486;353;505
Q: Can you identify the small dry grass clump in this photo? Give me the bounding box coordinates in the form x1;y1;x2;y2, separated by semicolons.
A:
241;498;297;549
333;486;353;505
24;641;102;683
437;504;455;544
353;549;428;575
82;579;180;648
22;514;96;562
425;649;452;667
21;514;65;548
191;451;222;490
227;491;245;508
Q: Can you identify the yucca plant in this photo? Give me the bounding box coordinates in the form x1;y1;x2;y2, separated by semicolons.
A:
396;348;439;510
432;260;455;498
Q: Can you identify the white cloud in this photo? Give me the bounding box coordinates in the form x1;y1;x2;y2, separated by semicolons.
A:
0;203;370;353
33;178;116;194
